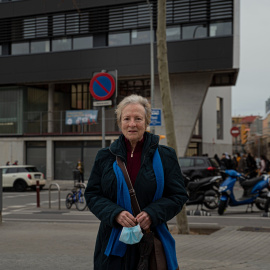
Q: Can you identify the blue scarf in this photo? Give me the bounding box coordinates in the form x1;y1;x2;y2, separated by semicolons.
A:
105;149;178;270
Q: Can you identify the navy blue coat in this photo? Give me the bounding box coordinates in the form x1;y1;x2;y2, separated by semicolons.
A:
84;132;188;270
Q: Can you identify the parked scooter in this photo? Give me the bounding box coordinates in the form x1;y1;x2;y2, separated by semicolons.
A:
264;191;270;212
184;175;222;210
218;170;270;215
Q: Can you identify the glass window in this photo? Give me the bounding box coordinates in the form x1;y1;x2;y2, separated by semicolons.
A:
24;18;35;39
131;30;153;44
109;32;130;46
79;12;89;33
166;26;181;41
67;13;79;35
137;3;149;27
179;158;194;167
73;36;93;50
11;42;30;55
216;97;223;140
53;14;65;36
210;22;232;37
6;168;17;174
24;17;48;39
52;38;71;51
36;16;48;37
182;25;207;39
30;40;50;53
195;159;205;166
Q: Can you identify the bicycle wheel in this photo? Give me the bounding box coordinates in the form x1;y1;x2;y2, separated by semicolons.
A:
66;193;74;209
75;187;87;211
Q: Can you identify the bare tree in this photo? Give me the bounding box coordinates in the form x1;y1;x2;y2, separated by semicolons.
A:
156;0;189;234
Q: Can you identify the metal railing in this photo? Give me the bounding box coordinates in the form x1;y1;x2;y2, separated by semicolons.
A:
0;111;120;136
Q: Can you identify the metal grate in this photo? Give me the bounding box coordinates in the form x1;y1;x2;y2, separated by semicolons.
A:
0;0;233;43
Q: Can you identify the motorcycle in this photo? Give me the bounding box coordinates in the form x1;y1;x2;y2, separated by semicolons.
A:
184;175;222;210
264;191;270;213
218;170;270;215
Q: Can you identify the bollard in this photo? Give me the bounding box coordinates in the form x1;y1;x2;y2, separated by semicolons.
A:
36;180;40;208
0;168;2;223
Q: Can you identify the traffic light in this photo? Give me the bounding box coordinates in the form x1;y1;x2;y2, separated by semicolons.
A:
242;129;249;145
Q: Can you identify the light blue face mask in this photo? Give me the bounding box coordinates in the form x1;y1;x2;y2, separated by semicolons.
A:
119;224;143;245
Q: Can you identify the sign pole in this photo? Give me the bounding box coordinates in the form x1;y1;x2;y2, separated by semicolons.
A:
102;106;105;148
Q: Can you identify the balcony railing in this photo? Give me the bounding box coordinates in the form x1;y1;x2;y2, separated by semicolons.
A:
0;111;121;136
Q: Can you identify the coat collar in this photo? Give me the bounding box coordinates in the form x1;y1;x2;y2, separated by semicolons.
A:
109;132;160;162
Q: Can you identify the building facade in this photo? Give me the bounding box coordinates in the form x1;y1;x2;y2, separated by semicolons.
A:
0;0;240;180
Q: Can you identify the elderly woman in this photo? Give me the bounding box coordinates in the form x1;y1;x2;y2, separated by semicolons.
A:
84;94;188;270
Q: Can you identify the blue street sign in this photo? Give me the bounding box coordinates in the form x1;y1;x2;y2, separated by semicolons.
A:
150;108;162;126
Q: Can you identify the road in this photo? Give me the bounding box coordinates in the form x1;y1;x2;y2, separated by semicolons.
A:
2;188;270;228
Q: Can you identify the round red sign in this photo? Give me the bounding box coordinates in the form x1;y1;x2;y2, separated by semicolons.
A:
89;73;116;101
230;126;240;137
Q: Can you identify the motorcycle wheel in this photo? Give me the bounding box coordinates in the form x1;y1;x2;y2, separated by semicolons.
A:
218;200;227;215
203;190;220;210
255;200;266;211
265;197;270;212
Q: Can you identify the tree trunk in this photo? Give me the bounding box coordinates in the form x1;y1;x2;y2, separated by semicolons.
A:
156;0;189;234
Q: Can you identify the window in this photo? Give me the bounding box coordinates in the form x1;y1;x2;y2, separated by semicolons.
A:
0;44;2;55
182;24;207;39
109;32;130;46
24;17;48;39
11;42;29;55
73;36;93;50
166;26;181;41
179;158;194;167
195;159;205;166
71;84;91;110
216;97;223;140
30;40;50;53
52;38;72;51
66;13;79;35
6;168;17;174
210;21;232;37
131;30;153;44
53;15;65;36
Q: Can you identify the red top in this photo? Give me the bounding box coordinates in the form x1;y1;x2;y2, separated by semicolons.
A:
125;136;144;186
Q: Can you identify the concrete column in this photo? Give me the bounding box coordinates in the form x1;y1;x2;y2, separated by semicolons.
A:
48;84;55;133
154;72;213;157
46;139;54;182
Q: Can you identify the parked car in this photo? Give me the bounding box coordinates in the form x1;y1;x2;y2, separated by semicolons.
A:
0;165;46;192
179;156;220;182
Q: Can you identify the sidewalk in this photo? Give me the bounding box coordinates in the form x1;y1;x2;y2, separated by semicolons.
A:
1;219;270;270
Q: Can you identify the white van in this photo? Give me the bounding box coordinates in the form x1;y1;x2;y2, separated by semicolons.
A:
0;165;46;192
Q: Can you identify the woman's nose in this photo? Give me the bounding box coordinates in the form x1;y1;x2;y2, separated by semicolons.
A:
129;119;136;126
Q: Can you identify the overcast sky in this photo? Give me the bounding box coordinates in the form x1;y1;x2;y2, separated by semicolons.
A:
232;0;270;117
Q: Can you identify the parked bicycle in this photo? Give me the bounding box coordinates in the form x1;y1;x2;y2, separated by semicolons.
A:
65;170;87;211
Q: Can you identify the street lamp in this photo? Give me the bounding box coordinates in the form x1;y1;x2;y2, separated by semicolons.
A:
146;0;155;134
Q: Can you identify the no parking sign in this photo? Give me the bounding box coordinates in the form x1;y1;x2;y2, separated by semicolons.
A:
89;72;116;101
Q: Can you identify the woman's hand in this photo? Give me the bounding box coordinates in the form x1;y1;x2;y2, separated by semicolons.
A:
136;211;152;231
115;211;137;227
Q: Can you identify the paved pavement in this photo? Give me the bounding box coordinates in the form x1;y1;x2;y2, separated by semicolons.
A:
1;180;270;270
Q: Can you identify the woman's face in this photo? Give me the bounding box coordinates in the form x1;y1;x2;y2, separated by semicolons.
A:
121;103;146;146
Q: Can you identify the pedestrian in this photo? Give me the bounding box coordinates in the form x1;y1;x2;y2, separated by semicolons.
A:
76;160;84;183
84;94;188;270
259;155;269;175
13;160;18;165
6;161;10;165
238;154;247;173
246;153;257;178
220;153;229;169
